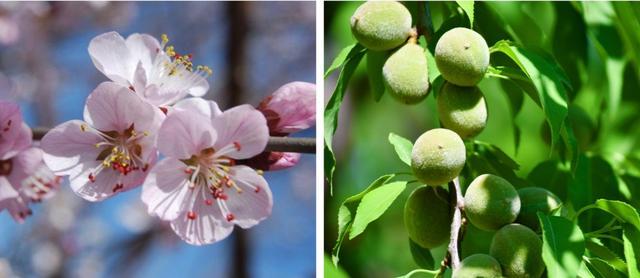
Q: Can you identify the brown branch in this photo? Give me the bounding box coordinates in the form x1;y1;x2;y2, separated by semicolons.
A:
31;127;316;154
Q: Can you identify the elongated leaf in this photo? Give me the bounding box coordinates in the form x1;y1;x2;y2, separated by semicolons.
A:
388;133;413;167
455;1;474;27
332;174;395;265
324;254;350;278
584;257;622;278
350;181;407;239
490;40;569;152
325;44;366;187
623;224;640;277
409;238;435;270
538;214;585;277
585;240;627;273
594;199;640;231
325;43;362;78
396;269;439;278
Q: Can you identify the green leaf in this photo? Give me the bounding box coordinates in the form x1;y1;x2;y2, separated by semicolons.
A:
331;174;395;265
388;133;414;167
366;50;389;101
594;199;640;231
409;239;435;270
324;254;350;278
584;257;622;278
349;181;407;239
325;44;366;188
325;43;363;78
623;224;640;277
396;269;439;278
538;214;586;277
467;141;529;188
585;240;627;273
455;1;474;27
490;40;570;153
527;160;570;201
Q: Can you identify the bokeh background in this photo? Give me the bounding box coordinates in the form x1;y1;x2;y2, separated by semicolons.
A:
0;2;316;277
325;2;640;277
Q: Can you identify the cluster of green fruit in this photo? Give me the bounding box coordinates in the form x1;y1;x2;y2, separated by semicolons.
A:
349;1;563;277
350;1;488;139
407;129;561;278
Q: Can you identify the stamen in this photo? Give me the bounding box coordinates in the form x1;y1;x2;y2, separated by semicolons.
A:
226;213;235;222
233;142;242;151
187;211;197;220
88;173;96;183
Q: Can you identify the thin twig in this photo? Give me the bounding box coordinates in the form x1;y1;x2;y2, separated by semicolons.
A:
31;127;316;154
446;177;465;271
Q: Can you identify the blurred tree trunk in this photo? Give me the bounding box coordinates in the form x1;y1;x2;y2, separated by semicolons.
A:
226;2;249;278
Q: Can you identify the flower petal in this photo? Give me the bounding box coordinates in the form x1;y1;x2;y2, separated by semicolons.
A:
88;31;136;85
0;100;24;158
268;152;301;171
141;158;192;221
84;82;163;134
0;177;18;202
212;105;268;159
158;110;216;159
6;147;42;187
41;120;103;177
225;165;272;229
170;188;234;245
125;33;160;76
69;160;148;202
259;81;316;134
0;123;32;160
0;196;30;223
173;98;222;118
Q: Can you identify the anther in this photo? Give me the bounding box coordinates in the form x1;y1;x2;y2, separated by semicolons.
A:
88;173;96;183
233;142;242;151
226;213;235;222
187;211;197;220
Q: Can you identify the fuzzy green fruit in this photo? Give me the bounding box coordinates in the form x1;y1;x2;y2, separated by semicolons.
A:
411;128;466;186
435;27;490;86
383;43;430;104
404;186;452;248
516;187;561;231
350;1;412;51
453;254;503;278
490;224;544;278
437;82;487;138
464;174;521;231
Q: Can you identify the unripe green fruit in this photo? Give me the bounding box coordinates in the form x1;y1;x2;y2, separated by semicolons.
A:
516;187;561;231
411;128;466;186
490;224;544;278
435;27;490;86
464;174;521;231
383;43;430;104
453;254;503;278
404;186;452;248
350;1;412;51
437;82;487;138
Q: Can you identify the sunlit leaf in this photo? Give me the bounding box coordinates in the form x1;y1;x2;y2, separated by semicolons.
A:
349;181;407;239
331;174;395;265
455;1;474;27
538;214;585;277
388;133;414;167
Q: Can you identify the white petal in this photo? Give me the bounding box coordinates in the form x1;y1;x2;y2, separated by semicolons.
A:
225;165;273;229
212;105;269;159
41;120;103;177
0;177;18;202
157;110;216;159
173;98;222;118
88;31;136;85
141;158;192;221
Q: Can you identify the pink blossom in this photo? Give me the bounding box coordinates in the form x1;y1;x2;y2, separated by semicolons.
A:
88;31;211;106
243;81;315;171
0;148;62;223
258;81;315;135
141;98;272;245
41;82;163;201
0;100;31;160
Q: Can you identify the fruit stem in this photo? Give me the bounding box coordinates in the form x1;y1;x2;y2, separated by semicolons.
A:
446;177;465;270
